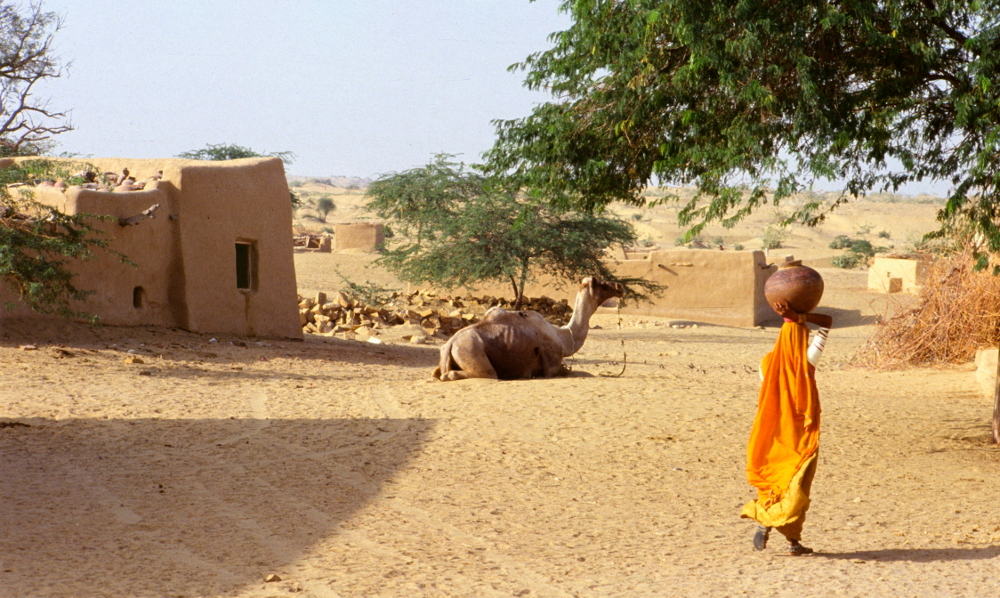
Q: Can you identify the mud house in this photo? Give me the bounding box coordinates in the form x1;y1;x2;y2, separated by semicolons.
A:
867;255;930;294
2;157;301;338
606;249;777;327
334;222;384;252
446;249;778;328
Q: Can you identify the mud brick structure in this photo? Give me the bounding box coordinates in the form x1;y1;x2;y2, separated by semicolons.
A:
867;256;930;294
334;222;384;252
1;157;301;338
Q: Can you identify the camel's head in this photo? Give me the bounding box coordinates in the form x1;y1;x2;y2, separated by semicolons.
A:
580;276;625;306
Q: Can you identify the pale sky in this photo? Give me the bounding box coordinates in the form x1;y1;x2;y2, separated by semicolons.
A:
38;0;571;179
34;1;947;195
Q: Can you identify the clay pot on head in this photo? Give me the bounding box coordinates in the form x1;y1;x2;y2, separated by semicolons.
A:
764;260;824;314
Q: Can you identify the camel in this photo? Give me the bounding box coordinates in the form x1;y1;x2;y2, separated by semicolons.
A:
433;277;625;381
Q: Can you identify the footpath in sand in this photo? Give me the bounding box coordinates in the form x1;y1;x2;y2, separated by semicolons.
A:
1;268;999;598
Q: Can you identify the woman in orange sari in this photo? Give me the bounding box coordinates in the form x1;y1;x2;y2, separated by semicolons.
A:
742;300;832;555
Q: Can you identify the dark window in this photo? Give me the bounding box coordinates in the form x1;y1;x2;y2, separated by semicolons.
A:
236;243;252;289
132;286;145;308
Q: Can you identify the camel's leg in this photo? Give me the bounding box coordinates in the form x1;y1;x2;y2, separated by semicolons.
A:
441;334;498;381
539;350;569;378
433;338;455;380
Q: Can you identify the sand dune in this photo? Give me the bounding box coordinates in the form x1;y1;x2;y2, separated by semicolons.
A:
3;192;997;597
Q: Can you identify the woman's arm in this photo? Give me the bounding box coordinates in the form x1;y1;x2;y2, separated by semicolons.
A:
771;301;833;366
804;312;832;329
771;300;833;329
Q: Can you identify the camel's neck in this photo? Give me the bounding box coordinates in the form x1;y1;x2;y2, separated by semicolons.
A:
560;290;600;355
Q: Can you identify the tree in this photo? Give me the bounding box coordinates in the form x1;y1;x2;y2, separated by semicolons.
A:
315;196;335;222
487;1;1000;244
366;155;654;308
0;3;117;318
0;159;116;318
177;143;296;165
487;1;1000;442
0;2;71;156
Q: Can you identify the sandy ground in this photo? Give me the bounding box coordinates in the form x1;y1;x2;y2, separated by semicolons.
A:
3;259;1000;598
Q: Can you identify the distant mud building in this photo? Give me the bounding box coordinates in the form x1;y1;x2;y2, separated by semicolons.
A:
334;222;384;252
449;249;778;328
2;157;301;338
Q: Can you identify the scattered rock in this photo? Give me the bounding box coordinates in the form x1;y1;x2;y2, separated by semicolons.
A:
296;290;572;340
264;574;282;583
19;344;36;351
124;356;145;364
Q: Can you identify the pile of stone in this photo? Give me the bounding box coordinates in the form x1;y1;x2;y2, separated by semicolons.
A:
298;289;574;341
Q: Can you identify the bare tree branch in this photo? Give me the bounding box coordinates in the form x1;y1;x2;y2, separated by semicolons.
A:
0;1;70;156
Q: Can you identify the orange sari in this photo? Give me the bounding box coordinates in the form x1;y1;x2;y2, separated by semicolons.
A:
741;322;820;536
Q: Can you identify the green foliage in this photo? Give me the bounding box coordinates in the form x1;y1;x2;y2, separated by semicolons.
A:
315;196;336;222
850;239;876;258
761;226;787;250
711;236;725;246
878;230;891;239
831;235;885;258
829;235;854;250
334;268;397;306
831;253;865;269
177;143;296;165
0;159;121;318
734;243;745;251
856;223;875;237
0;5;130;320
366;155;657;305
829;234;889;268
486;1;1000;262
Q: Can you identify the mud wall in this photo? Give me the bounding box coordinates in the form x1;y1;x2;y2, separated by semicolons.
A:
335;223;384;252
1;157;301;338
868;257;929;294
448;250;778;328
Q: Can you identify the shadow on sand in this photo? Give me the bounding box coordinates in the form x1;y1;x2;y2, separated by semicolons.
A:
816;546;1000;563
0;416;434;597
0;316;441;370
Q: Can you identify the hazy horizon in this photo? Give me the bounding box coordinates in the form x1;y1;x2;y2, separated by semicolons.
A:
36;0;571;180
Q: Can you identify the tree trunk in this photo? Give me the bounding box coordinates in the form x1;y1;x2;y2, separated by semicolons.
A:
993;350;1000;444
509;275;521;310
515;265;529;311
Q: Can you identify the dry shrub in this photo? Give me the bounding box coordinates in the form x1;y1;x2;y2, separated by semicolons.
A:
854;252;1000;368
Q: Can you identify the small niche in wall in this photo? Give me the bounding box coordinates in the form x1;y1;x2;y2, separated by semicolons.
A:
235;241;257;290
133;286;146;309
